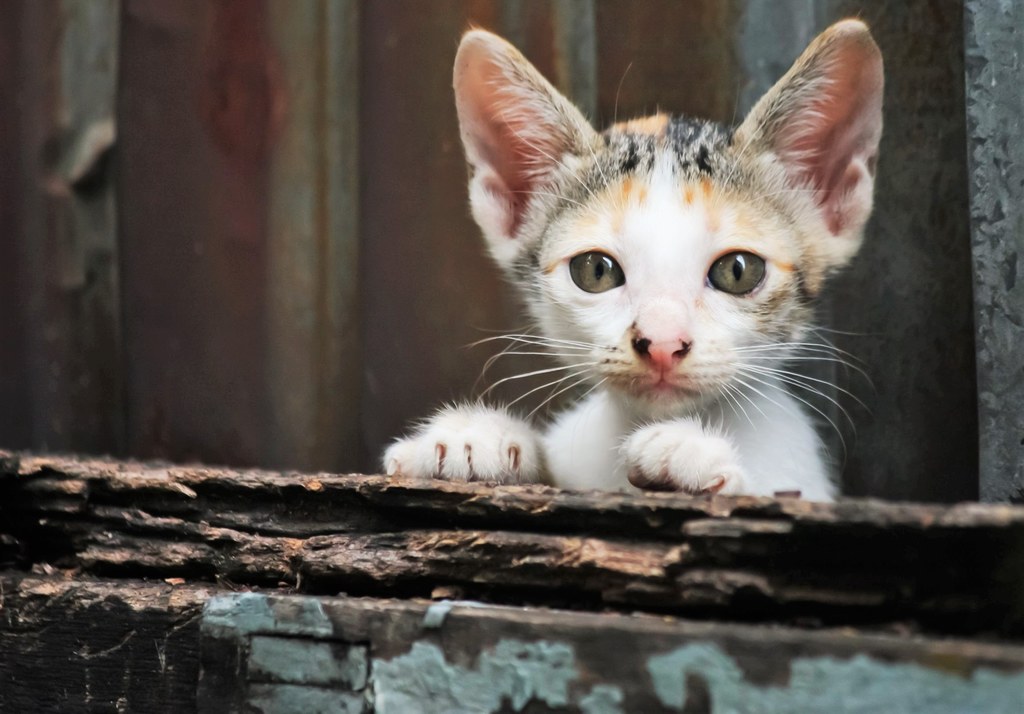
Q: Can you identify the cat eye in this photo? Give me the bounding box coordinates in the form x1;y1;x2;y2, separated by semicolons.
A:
569;252;626;293
708;252;766;295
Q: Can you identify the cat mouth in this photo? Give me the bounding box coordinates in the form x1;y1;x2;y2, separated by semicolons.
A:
614;373;703;401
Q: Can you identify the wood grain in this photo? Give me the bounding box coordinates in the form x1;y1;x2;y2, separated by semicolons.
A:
3;451;1023;636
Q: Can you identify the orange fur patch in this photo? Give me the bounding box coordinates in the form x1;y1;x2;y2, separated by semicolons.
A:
611;113;669;137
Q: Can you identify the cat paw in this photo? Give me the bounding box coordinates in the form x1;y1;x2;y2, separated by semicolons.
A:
383;405;543;484
622;420;746;496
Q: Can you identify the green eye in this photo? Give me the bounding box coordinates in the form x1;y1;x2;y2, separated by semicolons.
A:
708;252;766;294
569;252;626;293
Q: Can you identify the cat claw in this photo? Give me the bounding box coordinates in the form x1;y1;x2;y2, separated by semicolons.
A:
622;420;745;496
383;405;543;485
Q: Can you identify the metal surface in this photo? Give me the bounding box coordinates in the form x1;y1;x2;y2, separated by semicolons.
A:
0;0;123;454
735;1;980;501
0;1;996;500
118;0;274;466
964;1;1024;503
265;0;361;471
594;1;739;126
829;0;977;501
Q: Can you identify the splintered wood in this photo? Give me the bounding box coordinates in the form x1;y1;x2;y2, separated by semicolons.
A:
2;451;1023;636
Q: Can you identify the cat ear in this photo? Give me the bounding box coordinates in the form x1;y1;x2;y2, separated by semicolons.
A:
735;19;883;259
454;29;598;265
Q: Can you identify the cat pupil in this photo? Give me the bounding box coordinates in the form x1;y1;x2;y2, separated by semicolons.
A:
595;261;605;280
732;257;744;281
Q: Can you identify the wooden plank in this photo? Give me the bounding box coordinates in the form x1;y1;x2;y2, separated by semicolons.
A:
0;575;208;713
964;1;1024;503
3;452;1023;636
5;577;1021;713
198;591;1024;713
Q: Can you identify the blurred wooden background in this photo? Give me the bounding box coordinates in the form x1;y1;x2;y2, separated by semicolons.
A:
2;0;1019;503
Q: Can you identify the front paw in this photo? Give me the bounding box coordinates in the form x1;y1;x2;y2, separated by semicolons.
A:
622;420;746;496
383;405;542;484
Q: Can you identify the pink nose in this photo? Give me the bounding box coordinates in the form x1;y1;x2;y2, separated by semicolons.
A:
632;337;692;370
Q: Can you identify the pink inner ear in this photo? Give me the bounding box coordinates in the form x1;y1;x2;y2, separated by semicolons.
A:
774;38;883;236
455;32;583;236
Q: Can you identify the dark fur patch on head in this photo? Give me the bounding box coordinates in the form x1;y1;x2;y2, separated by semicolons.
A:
663;116;732;179
514;246;542;284
620;139;640;173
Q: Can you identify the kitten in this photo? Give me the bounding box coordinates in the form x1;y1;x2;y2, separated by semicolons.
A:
384;20;883;501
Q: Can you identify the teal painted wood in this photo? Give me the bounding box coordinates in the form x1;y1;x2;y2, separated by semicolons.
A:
199;592;1024;714
964;1;1024;503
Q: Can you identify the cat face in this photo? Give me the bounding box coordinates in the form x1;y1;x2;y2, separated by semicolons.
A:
454;22;883;414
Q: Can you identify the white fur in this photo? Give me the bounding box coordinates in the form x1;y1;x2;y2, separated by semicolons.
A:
385;23;882;503
383;404;542;484
545;386;833;500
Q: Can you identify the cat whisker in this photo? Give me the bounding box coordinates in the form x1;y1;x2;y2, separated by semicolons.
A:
476;347;600;393
527;372;594;419
576;376;607;405
717;382;757;430
738;373;859;447
732;340;863;359
612;61;633;127
498;116;598;201
733;372;848;461
510;189;586;209
731;342;867;369
738;355;873;389
504;367;595;411
731;344;872;385
473;333;602;351
729;380;768;422
806;325;875;338
481;361;601;398
740;363;870;413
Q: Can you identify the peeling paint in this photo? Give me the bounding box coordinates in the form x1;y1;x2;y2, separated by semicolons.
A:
202;593;332;640
372;639;577;714
247;683;365;714
421;599;488;629
579;683;625;714
249;636;367;688
648;642;1024;713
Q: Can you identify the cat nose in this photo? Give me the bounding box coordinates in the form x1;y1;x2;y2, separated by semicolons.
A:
631;336;692;369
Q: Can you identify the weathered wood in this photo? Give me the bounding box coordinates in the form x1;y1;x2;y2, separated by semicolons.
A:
0;575;209;713
4;577;1022;714
3;452;1023;636
199;591;1024;713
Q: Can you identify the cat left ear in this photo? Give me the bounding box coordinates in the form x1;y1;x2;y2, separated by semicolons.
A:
454;30;598;266
735;20;883;255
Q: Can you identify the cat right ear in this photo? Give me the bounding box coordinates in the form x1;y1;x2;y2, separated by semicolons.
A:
454;30;597;266
734;20;883;271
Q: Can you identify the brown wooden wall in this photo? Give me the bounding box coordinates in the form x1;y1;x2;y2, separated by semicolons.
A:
0;0;981;502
